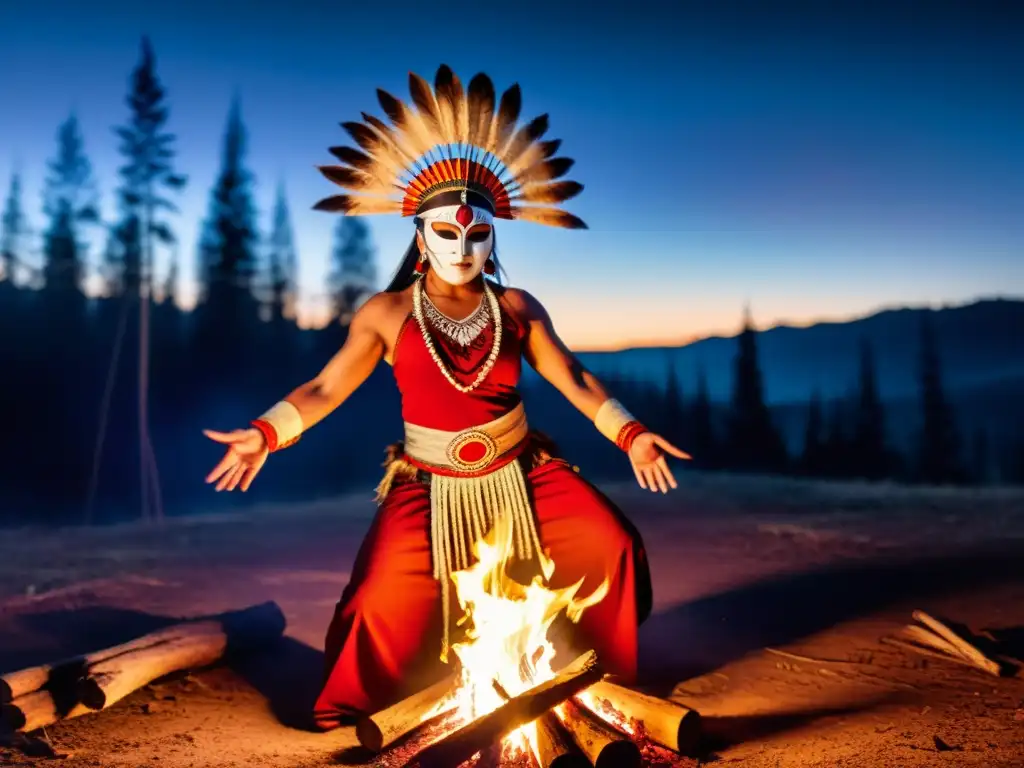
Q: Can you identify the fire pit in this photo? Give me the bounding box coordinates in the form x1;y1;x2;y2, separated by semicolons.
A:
354;516;701;767
357;650;701;767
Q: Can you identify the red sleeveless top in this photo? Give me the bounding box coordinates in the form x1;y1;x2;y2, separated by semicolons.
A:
391;297;525;432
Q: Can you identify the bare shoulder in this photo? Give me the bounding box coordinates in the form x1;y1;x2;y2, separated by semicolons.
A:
352;290;411;330
350;290;409;337
499;286;549;322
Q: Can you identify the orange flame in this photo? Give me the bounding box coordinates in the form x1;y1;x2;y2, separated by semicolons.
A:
428;512;610;760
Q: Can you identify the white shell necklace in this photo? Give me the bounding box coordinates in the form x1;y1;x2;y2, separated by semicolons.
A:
421;289;491;347
412;278;503;394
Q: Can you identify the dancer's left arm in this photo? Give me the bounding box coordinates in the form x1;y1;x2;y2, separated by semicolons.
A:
507;289;691;493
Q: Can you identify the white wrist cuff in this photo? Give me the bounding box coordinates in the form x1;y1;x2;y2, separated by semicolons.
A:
258;401;304;446
594;398;635;444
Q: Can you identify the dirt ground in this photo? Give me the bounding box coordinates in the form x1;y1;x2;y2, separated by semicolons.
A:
2;472;1023;767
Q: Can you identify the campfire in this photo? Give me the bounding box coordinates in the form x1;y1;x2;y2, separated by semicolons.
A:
357;516;702;767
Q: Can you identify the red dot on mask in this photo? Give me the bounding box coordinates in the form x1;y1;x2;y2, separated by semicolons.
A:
455;205;474;227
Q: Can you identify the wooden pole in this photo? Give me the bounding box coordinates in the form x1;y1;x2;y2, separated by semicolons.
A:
535;712;589;768
558;700;642;768
577;679;701;755
355;672;459;753
415;650;603;768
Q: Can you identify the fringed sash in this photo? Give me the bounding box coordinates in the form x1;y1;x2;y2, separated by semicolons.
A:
429;460;542;661
396;403;544;661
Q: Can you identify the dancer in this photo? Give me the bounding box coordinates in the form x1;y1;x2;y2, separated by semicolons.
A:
203;65;690;729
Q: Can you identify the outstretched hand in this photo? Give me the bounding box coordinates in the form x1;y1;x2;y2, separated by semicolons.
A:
628;432;692;493
203;428;269;492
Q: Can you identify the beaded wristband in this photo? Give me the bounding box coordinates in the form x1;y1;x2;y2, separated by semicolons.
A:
616;421;648;453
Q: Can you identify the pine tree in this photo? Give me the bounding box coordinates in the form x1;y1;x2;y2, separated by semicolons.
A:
823;398;849;477
110;36;187;524
852;338;888;479
916;313;963;484
329;216;377;323
113;36;186;294
41;113;99;295
661;356;687;449
265;181;298;322
726;306;787;472
689;364;716;469
800;389;824;476
162;248;179;306
971;427;990;485
1;173;29;284
199;96;259;305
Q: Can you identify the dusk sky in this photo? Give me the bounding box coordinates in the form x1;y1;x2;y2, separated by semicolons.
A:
1;1;1021;349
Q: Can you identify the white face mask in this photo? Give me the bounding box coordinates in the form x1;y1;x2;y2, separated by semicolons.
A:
418;203;494;286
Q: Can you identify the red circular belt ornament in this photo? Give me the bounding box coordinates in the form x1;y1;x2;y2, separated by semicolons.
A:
447;429;498;472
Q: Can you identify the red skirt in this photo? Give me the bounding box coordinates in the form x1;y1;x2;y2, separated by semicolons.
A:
312;459;652;729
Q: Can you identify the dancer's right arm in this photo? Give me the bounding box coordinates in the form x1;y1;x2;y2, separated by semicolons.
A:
203;295;388;492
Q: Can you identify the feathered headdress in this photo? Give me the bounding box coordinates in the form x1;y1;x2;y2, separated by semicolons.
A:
313;65;586;229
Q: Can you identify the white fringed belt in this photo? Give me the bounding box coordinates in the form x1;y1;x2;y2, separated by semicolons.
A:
403;403;543;661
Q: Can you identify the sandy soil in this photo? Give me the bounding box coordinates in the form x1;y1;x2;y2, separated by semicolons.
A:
2;472;1024;767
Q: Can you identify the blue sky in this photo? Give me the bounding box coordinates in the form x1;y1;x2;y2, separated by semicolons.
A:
0;0;1021;348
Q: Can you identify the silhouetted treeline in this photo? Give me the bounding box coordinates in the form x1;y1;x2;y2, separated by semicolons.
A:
0;37;1019;527
600;311;1018;488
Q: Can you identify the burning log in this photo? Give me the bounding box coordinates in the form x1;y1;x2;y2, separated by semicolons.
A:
535;712;589;768
356;672;459;753
0;601;285;731
576;679;702;756
414;650;603;768
492;678;587;768
557;699;642;768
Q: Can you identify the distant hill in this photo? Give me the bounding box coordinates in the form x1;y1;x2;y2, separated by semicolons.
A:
558;298;1024;405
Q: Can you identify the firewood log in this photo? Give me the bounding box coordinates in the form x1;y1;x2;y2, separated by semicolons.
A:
1;601;286;706
577;679;701;755
534;712;589;768
77;601;286;710
1;689;92;733
415;650;603;768
558;699;641;768
1;602;285;732
356;672;459;753
1;628;182;704
912;611;1002;676
1;662;81;706
881;636;983;670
